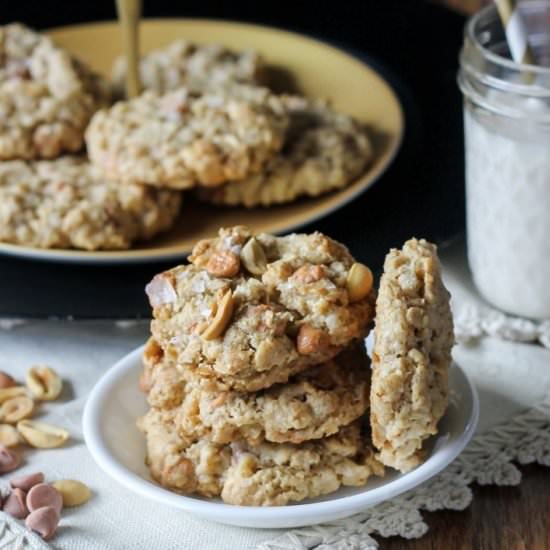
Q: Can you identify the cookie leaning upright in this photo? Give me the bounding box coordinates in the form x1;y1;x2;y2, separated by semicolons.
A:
145;226;376;391
370;238;454;473
0;23;110;160
86;85;289;189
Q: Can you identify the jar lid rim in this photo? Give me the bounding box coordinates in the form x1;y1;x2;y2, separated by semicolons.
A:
467;2;550;77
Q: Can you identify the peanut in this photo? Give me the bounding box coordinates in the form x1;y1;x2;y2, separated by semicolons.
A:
240;237;267;275
0;386;29;404
26;483;63;514
346;262;373;302
17;420;69;449
296;325;329;355
52;479;91;507
0;396;34;423
201;290;235;341
0;424;21;447
26;366;63;401
3;488;28;519
206;251;240;278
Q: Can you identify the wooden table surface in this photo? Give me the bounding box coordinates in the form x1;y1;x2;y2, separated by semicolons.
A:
383;464;550;549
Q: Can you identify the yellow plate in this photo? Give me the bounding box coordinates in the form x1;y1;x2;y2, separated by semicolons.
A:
0;19;404;264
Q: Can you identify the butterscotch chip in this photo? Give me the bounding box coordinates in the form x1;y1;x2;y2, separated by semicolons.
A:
25;506;59;540
3;488;29;519
0;372;16;389
0;24;110;160
112;40;266;96
146;226;375;391
0;446;21;473
197;96;372;207
86;85;288;189
26;483;62;514
142;338;371;445
0;157;182;250
370;238;454;473
138;409;384;506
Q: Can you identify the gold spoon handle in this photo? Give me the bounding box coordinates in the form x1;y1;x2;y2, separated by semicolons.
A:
116;0;142;98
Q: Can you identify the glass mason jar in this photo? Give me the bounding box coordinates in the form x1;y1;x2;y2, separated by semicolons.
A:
458;1;550;319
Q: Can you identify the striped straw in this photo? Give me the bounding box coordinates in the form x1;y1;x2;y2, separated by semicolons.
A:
494;0;536;65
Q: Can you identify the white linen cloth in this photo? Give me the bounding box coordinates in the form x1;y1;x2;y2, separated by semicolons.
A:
0;240;549;550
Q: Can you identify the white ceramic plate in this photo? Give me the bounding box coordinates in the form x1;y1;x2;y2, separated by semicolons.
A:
83;346;479;528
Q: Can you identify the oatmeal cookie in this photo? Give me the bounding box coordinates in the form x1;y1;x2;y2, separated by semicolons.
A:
112;40;265;96
86;85;288;189
197;96;372;207
0;157;182;250
138;409;384;506
146;226;375;391
141;338;370;445
0;23;110;160
370;238;454;473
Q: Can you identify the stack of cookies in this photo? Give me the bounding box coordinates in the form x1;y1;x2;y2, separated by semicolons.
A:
138;225;385;505
138;227;455;505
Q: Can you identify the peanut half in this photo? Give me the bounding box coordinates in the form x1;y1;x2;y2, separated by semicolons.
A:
26;366;63;401
52;480;91;507
201;290;234;341
0;424;21;447
0;396;34;424
0;386;30;404
346;262;374;303
17;420;69;449
240;237;267;276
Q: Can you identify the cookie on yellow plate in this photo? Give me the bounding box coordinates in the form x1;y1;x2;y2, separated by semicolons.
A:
0;24;109;160
197;96;372;207
0;157;181;250
86;85;288;189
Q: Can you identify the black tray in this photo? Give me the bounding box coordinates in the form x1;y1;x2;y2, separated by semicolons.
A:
0;0;466;318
